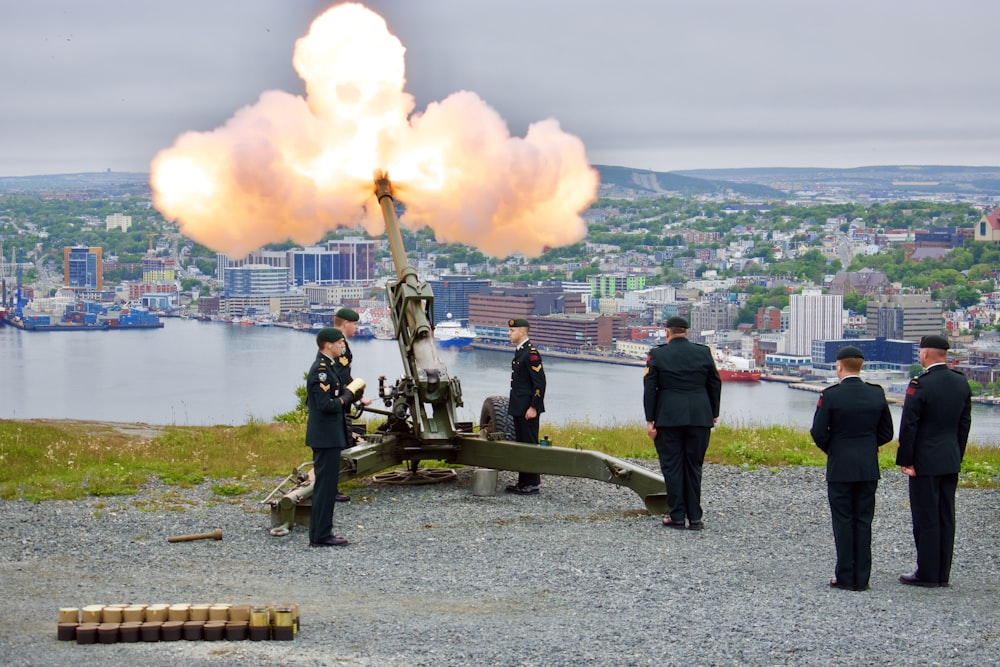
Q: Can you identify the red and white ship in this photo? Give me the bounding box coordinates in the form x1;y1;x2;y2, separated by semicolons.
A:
714;349;762;382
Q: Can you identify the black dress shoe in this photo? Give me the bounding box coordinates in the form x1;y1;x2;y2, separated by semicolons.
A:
687;520;704;531
505;484;540;495
829;578;855;591
335;493;351;502
310;535;349;547
661;517;686;529
899;573;939;588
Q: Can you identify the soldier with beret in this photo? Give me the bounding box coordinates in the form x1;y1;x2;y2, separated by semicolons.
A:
643;316;722;530
304;327;364;547
332;307;371;502
506;318;546;495
896;335;972;588
810;346;894;591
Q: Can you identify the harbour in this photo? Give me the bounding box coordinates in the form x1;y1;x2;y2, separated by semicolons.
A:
2;318;998;447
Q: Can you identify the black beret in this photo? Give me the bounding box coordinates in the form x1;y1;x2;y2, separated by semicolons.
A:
665;316;689;329
919;334;949;350
836;346;865;360
508;318;530;328
316;327;345;344
335;307;359;322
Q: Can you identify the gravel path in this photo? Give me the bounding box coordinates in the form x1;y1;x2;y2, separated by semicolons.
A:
1;463;997;666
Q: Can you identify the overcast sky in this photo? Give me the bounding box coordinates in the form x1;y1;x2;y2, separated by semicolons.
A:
3;0;998;177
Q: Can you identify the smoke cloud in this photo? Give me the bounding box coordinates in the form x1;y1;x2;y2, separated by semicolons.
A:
150;2;597;259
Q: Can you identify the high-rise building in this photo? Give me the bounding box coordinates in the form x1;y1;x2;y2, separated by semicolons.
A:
427;276;489;325
287;238;376;285
690;292;738;339
224;264;291;296
788;289;842;356
64;246;103;291
105;213;131;232
865;293;942;341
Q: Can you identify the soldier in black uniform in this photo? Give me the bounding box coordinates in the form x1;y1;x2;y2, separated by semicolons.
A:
896;335;972;588
643;316;722;530
810;346;894;591
505;318;546;495
332;307;371;502
304;327;363;547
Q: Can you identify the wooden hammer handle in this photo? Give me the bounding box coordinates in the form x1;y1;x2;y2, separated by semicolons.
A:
167;528;223;543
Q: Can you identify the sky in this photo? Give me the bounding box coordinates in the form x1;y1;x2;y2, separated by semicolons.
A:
2;0;999;178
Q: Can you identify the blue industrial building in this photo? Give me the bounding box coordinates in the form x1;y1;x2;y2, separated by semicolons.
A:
427;276;489;325
811;337;918;371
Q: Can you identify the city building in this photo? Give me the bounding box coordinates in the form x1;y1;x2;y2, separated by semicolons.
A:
788;289;843;357
756;306;782;331
865;293;942;340
975;206;1000;243
811;337;918;371
427;276;489;325
589;274;646;299
690;292;738;340
525;313;621;350
64;246;103;291
105;213;131;232
224;264;291;297
468;285;584;342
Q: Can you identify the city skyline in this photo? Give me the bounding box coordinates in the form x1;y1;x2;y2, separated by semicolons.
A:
2;0;999;178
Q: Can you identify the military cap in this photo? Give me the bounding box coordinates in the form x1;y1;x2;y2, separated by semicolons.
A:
919;334;949;350
508;318;530;328
836;346;865;360
665;316;689;329
335;307;359;322
316;327;345;344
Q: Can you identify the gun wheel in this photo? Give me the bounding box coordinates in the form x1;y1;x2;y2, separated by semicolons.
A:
480;396;516;440
371;467;458;485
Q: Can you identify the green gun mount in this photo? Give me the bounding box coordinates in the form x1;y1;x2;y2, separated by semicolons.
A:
263;173;667;536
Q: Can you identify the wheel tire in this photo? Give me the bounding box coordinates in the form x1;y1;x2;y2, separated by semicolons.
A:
480;396;516;440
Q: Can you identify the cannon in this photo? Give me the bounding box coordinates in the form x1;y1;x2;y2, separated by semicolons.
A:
263;172;667;533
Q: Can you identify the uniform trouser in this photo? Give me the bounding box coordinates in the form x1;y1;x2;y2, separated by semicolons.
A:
908;473;958;584
513;415;541;487
654;425;711;523
309;447;340;543
828;480;877;589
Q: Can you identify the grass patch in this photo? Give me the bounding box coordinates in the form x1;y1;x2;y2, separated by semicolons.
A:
1;417;996;500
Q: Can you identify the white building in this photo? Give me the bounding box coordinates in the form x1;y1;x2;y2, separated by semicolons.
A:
788;289;843;357
105;213;132;232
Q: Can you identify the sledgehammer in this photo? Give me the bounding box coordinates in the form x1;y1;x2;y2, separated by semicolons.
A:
167;528;223;543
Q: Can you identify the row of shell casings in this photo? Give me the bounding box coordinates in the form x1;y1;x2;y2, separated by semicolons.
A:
59;603;298;626
59;620;286;643
58;604;298;642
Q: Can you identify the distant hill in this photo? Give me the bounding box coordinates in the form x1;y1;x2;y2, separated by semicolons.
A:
0;171;149;194
674;165;1000;199
594;165;785;199
4;165;999;201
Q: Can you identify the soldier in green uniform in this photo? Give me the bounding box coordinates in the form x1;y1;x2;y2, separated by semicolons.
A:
643;316;721;530
332;307;371;502
810;346;894;591
505;318;546;495
896;335;972;588
304;327;363;547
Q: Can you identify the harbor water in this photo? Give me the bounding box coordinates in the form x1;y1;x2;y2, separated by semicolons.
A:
2;319;998;447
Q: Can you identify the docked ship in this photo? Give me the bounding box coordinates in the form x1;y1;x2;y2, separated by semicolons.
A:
714;350;762;382
434;315;476;349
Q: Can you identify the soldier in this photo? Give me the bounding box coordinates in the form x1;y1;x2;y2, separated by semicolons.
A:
332;307;371;502
896;335;972;588
305;327;363;547
643;316;721;530
505;318;546;495
810;346;894;591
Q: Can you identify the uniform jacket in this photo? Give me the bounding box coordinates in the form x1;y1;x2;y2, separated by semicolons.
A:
896;364;972;476
809;377;894;482
642;337;722;427
336;338;354;383
305;351;351;450
509;339;546;416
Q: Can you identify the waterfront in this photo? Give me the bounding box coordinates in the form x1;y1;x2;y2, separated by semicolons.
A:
3;319;999;447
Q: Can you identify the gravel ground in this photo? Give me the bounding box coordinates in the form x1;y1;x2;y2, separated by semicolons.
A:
1;463;997;667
